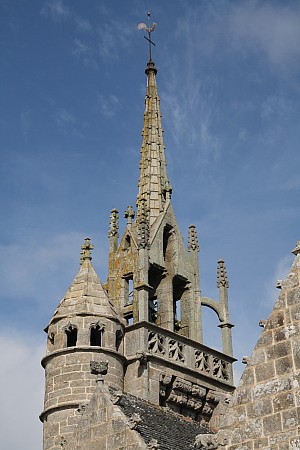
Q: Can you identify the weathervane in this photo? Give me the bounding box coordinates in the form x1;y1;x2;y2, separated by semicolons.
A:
138;12;158;61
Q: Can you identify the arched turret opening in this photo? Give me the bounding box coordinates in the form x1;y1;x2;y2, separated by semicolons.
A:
90;323;103;346
65;324;77;347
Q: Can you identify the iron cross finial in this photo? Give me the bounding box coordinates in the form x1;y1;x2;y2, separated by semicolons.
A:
138;12;158;61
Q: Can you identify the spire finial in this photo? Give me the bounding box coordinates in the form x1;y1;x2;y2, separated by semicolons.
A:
217;259;229;288
124;205;135;226
138;12;158;62
188;224;200;252
80;237;94;264
108;208;119;238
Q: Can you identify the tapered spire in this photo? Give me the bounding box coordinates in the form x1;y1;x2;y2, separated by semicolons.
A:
137;59;172;225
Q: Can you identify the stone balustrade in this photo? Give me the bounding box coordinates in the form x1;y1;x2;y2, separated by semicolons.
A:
125;321;235;386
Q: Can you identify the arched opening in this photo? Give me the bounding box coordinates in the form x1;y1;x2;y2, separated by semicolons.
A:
116;329;123;351
148;263;165;324
124;235;131;251
163;224;173;260
172;276;188;333
90;324;102;346
201;306;222;352
65;325;77;347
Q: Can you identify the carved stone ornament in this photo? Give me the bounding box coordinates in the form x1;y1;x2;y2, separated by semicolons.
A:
124;205;135;225
60;436;67;448
110;390;122;405
80;237;94;264
148;439;160;449
138;218;150;249
109;208;119;238
188;224;200;252
77;403;88;414
127;413;143;430
217;260;229;288
90;360;108;376
194;434;218;449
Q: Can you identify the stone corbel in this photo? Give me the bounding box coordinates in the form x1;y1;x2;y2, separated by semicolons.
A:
127;413;143;430
194;434;218;449
148;439;160;449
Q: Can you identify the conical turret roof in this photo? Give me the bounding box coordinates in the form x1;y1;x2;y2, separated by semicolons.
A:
50;240;120;324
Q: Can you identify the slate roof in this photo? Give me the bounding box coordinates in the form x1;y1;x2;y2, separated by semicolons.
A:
118;392;211;450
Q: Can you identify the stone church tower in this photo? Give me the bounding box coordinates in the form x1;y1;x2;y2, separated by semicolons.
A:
40;51;236;450
40;35;300;449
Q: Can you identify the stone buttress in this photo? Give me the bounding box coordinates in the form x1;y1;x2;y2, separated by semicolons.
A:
40;239;125;450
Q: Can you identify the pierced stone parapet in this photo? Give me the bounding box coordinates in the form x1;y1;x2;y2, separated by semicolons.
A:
195;350;230;382
126;323;235;387
148;332;185;363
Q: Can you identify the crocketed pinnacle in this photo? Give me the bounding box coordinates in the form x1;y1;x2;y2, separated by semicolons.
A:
137;59;172;226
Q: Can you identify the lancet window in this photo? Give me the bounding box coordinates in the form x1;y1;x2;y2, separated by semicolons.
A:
65;324;78;347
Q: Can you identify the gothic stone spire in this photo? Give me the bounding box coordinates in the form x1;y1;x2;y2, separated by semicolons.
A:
137;59;172;225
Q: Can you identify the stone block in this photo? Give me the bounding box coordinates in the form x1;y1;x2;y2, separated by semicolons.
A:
287;290;300;306
266;341;291;360
263;413;282;436
253;437;269;448
235;387;253;406
273;391;295;412
281;407;298;430
240;367;255;386
254;330;273;349
292;341;300;369
273;329;286;343
266;311;285;330
247;398;273;418
255;362;275;383
275;356;294;376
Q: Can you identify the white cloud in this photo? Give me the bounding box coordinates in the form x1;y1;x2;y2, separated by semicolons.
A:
229;1;300;74
0;332;44;450
40;0;70;21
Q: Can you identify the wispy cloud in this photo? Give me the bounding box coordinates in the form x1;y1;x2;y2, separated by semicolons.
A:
55;108;76;127
260;95;294;120
75;16;93;33
97;19;134;61
40;0;70;22
98;94;119;118
71;38;98;68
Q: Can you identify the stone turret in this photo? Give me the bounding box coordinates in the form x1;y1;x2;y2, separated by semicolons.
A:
40;238;125;450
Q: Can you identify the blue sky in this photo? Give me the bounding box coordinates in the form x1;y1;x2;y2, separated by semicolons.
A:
1;1;300;448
